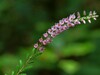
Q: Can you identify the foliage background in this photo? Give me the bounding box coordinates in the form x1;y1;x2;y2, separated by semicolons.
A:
0;0;100;75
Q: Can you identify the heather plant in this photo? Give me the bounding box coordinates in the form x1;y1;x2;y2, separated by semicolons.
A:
7;11;98;75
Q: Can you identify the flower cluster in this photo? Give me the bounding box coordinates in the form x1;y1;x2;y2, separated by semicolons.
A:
34;11;98;52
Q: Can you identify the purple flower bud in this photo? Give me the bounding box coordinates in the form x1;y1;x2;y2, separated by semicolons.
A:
48;29;53;34
63;25;69;30
52;26;57;31
67;22;75;27
42;40;47;45
46;37;52;43
59;26;67;32
51;33;56;38
74;19;81;24
43;33;48;38
63;18;69;23
39;46;45;52
39;38;43;43
55;29;60;35
34;43;38;48
57;25;62;29
55;23;61;28
69;14;76;21
59;20;64;25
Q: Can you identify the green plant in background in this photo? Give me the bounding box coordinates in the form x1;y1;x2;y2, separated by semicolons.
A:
6;11;98;75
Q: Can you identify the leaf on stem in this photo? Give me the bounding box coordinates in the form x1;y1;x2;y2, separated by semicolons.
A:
19;60;23;67
11;71;15;75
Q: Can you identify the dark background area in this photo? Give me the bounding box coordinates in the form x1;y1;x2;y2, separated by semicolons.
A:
0;0;100;75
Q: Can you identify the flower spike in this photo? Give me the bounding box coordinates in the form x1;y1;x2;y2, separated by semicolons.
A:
34;11;99;52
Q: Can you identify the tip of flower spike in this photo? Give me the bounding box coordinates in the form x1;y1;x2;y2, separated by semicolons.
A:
75;11;99;24
88;11;99;22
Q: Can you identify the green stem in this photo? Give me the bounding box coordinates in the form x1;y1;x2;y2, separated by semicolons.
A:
16;48;42;75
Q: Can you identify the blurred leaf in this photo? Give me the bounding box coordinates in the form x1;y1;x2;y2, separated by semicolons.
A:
61;42;95;57
58;60;80;74
20;73;27;75
90;29;100;39
0;54;18;74
23;65;33;72
19;60;23;67
11;71;14;75
40;50;58;63
77;63;100;75
0;0;11;11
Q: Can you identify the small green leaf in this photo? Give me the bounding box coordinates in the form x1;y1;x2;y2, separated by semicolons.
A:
59;60;80;74
26;53;29;58
19;60;23;67
32;48;36;53
11;71;15;75
23;65;33;72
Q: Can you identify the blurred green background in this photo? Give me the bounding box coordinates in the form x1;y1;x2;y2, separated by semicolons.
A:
0;0;100;75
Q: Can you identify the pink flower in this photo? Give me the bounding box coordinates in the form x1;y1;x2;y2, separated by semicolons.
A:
43;33;48;38
42;40;47;45
51;33;56;38
34;43;38;48
59;20;64;25
62;25;69;30
39;38;43;43
55;29;60;35
39;47;45;52
69;14;76;21
67;22;75;27
63;18;69;23
52;26;57;31
55;23;61;28
74;19;81;24
58;26;64;32
48;29;53;34
46;37;52;43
